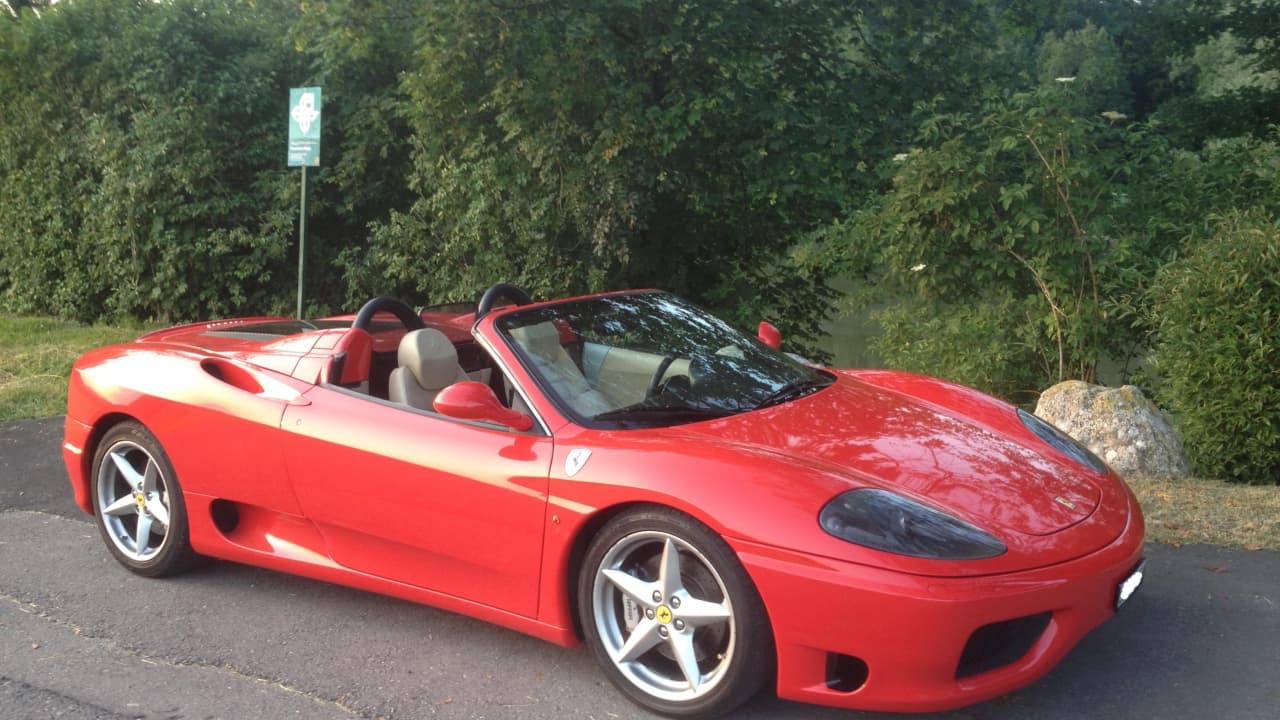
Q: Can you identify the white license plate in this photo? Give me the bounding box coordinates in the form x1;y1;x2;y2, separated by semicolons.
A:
1115;560;1145;610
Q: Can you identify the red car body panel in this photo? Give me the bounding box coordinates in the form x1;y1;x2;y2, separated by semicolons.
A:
279;386;552;617
62;292;1145;712
739;498;1143;711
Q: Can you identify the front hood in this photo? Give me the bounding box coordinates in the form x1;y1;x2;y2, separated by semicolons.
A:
685;371;1101;538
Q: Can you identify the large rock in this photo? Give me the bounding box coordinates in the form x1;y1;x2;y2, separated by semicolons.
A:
1034;380;1190;478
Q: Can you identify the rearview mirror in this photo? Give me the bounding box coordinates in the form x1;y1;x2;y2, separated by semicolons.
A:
434;381;533;431
757;321;782;349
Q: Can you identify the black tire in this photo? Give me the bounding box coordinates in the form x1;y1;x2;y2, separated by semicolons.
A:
578;507;773;718
90;421;199;577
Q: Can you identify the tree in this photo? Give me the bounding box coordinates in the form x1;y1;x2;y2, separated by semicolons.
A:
804;89;1163;401
289;0;420;306
1037;21;1132;118
345;0;875;349
2;1;51;21
1155;0;1280;143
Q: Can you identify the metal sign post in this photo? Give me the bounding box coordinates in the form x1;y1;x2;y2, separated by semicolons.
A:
296;165;308;319
287;87;321;318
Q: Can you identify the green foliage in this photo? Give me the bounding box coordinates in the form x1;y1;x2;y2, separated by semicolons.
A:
0;0;308;322
1036;21;1132;118
1155;0;1280;143
809;90;1139;402
288;0;419;303
873;295;1048;401
349;0;869;349
810;72;1280;401
1171;31;1280;99
1150;211;1280;484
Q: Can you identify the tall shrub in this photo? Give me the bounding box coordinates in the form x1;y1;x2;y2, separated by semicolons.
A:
1150;210;1280;484
807;90;1145;402
347;0;872;351
0;0;306;322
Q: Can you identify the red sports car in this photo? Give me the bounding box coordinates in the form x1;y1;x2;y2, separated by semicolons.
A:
62;285;1145;718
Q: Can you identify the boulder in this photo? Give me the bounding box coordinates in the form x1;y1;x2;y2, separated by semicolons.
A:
1034;380;1190;478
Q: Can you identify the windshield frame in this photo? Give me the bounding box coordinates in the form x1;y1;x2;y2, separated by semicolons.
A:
493;290;832;430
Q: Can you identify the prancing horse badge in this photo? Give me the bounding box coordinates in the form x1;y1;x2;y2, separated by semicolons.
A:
565;448;592;477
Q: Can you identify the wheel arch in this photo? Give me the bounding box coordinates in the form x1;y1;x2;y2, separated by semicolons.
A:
563;501;655;641
564;499;780;716
78;412;143;514
560;499;778;656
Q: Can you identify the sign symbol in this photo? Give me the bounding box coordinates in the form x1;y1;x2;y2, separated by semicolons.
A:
287;87;322;168
291;91;319;135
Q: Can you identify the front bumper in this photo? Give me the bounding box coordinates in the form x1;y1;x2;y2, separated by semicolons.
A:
62;415;94;515
731;501;1145;712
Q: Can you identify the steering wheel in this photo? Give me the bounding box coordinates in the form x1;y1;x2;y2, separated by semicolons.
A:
352;296;426;332
646;355;678;399
475;283;534;320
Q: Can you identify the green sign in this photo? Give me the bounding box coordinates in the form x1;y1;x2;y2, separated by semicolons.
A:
287;87;321;167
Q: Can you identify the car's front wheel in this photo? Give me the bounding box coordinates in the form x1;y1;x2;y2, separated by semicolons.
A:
91;421;198;577
578;507;772;718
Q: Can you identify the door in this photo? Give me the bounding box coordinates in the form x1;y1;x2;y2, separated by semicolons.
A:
280;387;552;617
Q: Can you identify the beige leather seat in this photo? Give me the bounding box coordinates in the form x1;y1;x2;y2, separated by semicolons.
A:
388;329;468;411
509;322;613;416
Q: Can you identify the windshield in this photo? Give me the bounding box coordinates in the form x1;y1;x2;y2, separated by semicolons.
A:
496;291;832;428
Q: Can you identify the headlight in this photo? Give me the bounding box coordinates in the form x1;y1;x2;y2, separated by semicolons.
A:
1017;408;1108;474
818;488;1006;560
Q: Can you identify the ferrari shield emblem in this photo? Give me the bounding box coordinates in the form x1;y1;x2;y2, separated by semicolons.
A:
565;448;592;477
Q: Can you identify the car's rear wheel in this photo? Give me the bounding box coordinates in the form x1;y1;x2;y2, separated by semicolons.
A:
578;507;772;718
91;421;198;577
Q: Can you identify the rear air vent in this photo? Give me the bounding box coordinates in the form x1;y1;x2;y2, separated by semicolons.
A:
200;358;264;394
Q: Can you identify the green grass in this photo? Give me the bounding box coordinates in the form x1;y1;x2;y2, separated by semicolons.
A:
0;316;150;421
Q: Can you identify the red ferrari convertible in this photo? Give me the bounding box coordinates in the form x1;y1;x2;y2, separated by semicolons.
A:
62;284;1145;718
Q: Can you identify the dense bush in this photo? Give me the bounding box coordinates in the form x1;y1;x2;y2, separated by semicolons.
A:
0;0;309;322
1150;210;1280;484
806;90;1151;403
342;0;869;353
1036;21;1132;118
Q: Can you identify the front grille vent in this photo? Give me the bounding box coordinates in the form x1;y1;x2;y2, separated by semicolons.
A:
956;612;1052;679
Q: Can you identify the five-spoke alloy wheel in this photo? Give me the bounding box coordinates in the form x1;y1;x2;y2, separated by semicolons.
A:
91;421;197;577
579;508;771;718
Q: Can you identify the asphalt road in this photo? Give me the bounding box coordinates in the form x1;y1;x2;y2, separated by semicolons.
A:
2;416;1278;720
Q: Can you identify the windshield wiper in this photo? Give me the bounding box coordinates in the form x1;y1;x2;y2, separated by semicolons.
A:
752;377;828;410
592;404;734;426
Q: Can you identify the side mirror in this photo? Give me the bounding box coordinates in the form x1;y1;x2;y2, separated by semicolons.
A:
757;321;782;349
434;381;534;431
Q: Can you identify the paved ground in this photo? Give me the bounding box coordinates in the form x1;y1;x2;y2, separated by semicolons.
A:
1;416;1278;719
